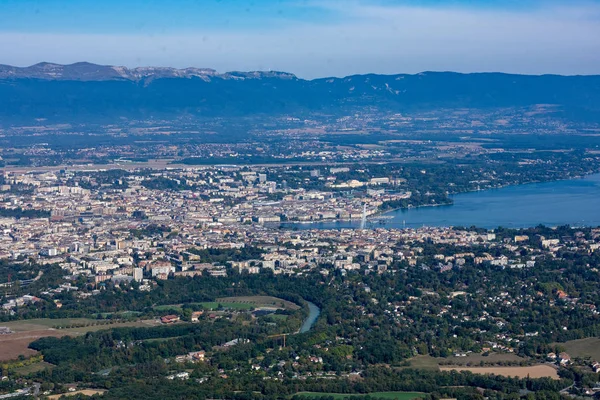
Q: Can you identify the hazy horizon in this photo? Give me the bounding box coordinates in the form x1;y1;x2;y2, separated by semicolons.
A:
1;0;600;79
4;60;600;80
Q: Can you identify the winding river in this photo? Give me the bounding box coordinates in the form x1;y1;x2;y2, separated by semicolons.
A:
299;301;320;333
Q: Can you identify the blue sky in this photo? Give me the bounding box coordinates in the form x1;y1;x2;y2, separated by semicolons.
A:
1;0;599;78
0;0;338;33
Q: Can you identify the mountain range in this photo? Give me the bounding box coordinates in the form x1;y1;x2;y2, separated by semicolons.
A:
0;62;296;82
1;62;600;124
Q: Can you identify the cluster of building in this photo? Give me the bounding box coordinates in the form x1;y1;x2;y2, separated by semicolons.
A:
0;167;409;285
1;168;600;334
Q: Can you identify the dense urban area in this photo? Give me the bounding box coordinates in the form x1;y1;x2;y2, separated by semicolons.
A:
0;144;600;399
2;66;600;400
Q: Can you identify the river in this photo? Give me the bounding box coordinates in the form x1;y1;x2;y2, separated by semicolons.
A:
283;173;600;230
299;301;320;333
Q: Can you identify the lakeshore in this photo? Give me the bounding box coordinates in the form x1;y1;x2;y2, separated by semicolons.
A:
281;173;600;230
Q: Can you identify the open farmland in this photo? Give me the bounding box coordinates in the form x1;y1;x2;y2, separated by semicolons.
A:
439;365;559;379
47;389;107;399
1;318;99;332
199;301;255;310
0;331;62;360
12;361;55;376
0;318;161;361
555;338;600;360
294;392;425;400
438;352;526;366
153;302;254;312
153;296;301;312
216;296;301;310
405;353;526;370
404;355;440;370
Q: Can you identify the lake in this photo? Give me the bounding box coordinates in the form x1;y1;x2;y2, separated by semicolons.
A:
283;173;600;230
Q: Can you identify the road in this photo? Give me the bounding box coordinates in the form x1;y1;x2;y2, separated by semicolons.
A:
0;383;39;399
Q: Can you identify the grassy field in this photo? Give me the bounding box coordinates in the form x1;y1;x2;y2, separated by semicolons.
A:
403;353;527;371
439;352;525;366
94;311;142;318
200;301;255;310
12;361;55;376
1;318;161;333
1;318;100;332
154;303;185;312
294;392;425;400
153;302;255;312
440;365;559;379
154;296;300;312
0;318;161;361
216;296;301;310
144;335;185;343
47;389;107;399
555;338;600;360
403;355;440;370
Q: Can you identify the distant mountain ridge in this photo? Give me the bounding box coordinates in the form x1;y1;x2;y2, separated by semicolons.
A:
1;62;600;125
0;62;297;81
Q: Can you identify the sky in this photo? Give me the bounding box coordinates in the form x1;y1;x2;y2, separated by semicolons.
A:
0;0;599;78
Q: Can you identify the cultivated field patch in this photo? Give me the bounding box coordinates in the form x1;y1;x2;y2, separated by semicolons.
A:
153;302;254;311
12;361;55;376
439;365;559;379
404;355;440;370
294;392;425;400
555;338;600;361
47;389;107;399
438;353;526;366
216;296;301;310
0;318;161;361
1;318;98;332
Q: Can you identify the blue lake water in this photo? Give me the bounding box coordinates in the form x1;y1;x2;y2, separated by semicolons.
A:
284;173;600;230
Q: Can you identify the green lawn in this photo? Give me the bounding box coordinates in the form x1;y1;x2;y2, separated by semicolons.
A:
153;296;299;313
294;392;425;400
200;302;255;310
404;355;440;371
12;361;55;376
216;296;301;310
154;302;255;312
61;320;161;334
94;311;142;318
143;335;185;343
2;318;99;332
555;337;600;360
1;318;161;333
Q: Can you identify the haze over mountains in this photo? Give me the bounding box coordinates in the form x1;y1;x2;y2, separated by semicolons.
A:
0;62;296;81
1;62;600;124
